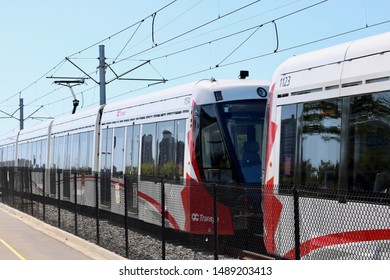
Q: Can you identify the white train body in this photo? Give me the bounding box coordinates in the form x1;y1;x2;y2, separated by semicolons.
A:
1;77;270;235
265;32;390;259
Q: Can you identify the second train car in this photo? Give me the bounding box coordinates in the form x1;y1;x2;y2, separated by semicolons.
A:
0;75;269;235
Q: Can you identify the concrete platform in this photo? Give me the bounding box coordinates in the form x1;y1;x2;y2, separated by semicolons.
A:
0;203;125;260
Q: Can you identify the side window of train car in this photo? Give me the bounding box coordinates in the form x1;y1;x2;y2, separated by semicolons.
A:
348;91;390;194
278;92;390;199
19;142;27;167
125;125;140;176
141;123;157;179
71;134;80;172
79;131;93;174
41;140;47;169
112;127;125;178
11;144;16;166
278;99;341;194
56;136;64;170
101;128;113;172
157;121;175;179
279;104;298;187
175;119;186;183
64;135;71;170
300;100;341;190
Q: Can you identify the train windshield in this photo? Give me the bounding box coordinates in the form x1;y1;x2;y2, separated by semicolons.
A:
196;99;266;184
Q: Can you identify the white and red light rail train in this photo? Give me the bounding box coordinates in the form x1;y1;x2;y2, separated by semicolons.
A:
264;32;390;259
0;77;269;235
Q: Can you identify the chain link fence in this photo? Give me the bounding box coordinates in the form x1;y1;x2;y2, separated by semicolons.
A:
0;167;264;260
262;185;390;260
2;167;389;260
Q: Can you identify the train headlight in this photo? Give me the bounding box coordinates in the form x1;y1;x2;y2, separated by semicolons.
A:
257;87;268;98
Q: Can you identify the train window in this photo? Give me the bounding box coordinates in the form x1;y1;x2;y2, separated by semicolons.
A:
157;121;175;179
79;131;93;174
50;138;55;169
101;128;113;206
300;100;341;189
19;142;28;167
56;136;64;169
101;128;113;172
71;134;80;171
4;147;9;166
0;148;4;166
25;142;30;167
141;123;157;178
3;147;7;166
27;142;32;168
113;127;125;177
175;119;186;182
35;140;42;169
64;135;71;170
10;145;16;166
125;125;140;176
5;147;9;166
31;141;37;168
217;100;265;183
277;94;390;198
279;104;298;186
41;140;47;168
348;91;390;193
198;104;233;182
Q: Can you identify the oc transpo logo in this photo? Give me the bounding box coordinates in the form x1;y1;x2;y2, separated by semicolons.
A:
191;213;199;221
191;213;218;223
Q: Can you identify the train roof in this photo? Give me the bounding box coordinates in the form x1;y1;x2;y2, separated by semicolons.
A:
272;32;390;98
100;78;269;126
0;132;18;147
18;120;52;142
103;78;269;112
273;32;390;76
50;105;103;135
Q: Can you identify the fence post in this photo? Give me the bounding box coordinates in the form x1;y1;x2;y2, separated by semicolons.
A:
161;177;166;260
20;168;25;212
11;168;15;207
124;175;129;259
57;170;61;228
213;183;218;260
74;173;78;236
29;168;33;216
95;172;100;245
293;187;301;260
42;169;46;222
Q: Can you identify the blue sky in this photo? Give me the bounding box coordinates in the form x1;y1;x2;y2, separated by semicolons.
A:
1;0;390;134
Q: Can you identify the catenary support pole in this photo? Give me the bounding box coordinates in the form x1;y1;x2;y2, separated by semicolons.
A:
99;45;106;105
19;98;24;130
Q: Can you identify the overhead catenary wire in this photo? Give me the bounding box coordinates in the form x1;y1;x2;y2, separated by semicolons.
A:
5;0;264;111
168;18;390;82
0;59;66;104
66;0;178;59
128;1;327;64
120;0;306;61
1;1;178;108
3;0;389;128
114;0;263;65
18;0;341;108
63;1;265;94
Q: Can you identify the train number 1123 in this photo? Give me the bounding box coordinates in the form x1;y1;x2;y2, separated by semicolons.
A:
280;76;291;87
